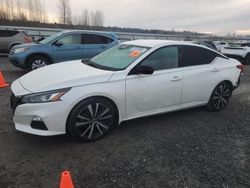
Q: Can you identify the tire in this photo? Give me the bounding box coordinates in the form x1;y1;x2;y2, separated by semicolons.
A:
245;54;250;65
67;98;117;142
27;55;50;71
207;81;233;111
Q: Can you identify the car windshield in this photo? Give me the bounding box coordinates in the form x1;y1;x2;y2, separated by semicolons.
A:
90;44;150;70
39;33;62;44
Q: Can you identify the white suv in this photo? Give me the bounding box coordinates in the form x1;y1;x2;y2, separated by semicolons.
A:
221;43;250;65
0;29;33;53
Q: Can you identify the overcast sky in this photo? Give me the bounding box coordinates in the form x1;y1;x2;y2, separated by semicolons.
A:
43;0;250;35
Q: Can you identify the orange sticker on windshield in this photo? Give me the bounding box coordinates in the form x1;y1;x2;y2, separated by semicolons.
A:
129;50;141;58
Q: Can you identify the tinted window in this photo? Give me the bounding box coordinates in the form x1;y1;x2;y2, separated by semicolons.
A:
242;43;250;47
0;30;19;37
56;34;81;45
140;46;179;71
219;42;226;45
180;45;217;67
83;34;114;44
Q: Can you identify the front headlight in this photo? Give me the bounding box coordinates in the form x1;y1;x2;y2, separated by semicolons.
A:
13;47;29;54
21;88;71;103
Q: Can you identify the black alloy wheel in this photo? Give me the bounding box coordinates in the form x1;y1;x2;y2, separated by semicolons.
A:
207;81;232;111
67;98;116;142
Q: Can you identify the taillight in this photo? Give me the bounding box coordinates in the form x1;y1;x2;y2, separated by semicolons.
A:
236;64;245;73
24;36;33;43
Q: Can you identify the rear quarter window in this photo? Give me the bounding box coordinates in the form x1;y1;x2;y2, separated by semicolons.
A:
179;45;218;67
0;30;19;37
83;34;114;44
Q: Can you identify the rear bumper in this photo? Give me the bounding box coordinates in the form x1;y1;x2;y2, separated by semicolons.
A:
234;74;242;90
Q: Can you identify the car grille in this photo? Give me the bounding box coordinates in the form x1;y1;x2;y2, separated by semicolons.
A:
10;93;22;113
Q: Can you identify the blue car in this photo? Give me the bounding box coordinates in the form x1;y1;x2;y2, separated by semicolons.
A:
9;30;119;70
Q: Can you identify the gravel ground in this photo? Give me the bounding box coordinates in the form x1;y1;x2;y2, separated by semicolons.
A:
0;57;249;188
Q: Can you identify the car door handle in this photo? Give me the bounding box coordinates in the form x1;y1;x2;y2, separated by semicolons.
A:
211;68;220;72
101;45;107;49
171;76;182;81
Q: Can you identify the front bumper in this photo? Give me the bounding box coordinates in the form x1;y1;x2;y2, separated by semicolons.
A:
9;53;27;69
11;94;69;136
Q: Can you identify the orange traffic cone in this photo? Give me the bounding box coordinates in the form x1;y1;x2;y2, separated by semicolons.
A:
60;171;74;188
0;70;8;88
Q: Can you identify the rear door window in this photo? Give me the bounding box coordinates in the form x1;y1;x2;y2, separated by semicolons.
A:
56;34;82;45
179;45;218;67
0;30;19;37
83;34;114;44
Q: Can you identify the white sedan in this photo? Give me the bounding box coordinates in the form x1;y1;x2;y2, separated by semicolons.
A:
11;40;244;142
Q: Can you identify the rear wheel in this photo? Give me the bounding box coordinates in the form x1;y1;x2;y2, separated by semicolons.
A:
67;98;116;142
27;55;50;71
207;81;233;111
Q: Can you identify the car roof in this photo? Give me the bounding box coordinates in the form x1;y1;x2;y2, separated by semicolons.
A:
123;39;228;59
60;30;117;38
0;29;21;32
122;39;199;48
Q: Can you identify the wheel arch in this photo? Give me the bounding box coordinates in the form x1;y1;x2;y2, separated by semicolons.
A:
207;80;234;111
66;95;120;134
25;53;53;66
222;80;234;89
209;80;234;101
9;43;22;50
245;53;250;65
245;52;250;57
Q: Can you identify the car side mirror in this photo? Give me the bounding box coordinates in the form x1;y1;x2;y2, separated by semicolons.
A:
136;65;154;75
53;42;63;47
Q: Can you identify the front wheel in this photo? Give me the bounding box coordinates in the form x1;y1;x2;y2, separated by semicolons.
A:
67;98;116;142
27;55;50;71
207;81;233;111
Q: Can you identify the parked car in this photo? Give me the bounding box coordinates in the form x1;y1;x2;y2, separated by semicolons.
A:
193;41;217;50
214;41;229;52
11;40;244;142
0;29;33;53
9;30;119;70
221;42;250;64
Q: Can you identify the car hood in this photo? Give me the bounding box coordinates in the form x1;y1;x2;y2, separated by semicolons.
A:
18;60;114;93
13;43;41;49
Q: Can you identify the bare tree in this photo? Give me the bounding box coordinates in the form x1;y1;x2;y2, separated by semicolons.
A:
82;9;89;26
90;10;104;27
58;0;72;24
0;0;6;20
72;14;80;25
95;10;104;26
40;1;48;23
73;9;90;26
15;0;28;21
1;0;11;20
27;0;35;21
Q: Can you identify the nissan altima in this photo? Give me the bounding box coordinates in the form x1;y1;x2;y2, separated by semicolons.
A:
11;40;244;142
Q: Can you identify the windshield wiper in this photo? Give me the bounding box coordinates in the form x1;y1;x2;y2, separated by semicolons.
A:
81;59;122;71
81;59;99;68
